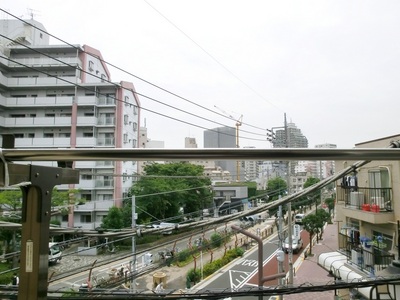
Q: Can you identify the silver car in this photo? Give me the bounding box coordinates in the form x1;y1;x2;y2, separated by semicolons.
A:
283;236;303;254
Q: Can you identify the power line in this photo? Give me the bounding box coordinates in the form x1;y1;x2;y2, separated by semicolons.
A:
0;9;271;137
0;52;266;143
144;0;284;113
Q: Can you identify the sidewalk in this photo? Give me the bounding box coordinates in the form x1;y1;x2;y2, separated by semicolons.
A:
283;222;338;300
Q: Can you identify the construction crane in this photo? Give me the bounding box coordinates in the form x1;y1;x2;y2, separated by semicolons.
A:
214;105;243;181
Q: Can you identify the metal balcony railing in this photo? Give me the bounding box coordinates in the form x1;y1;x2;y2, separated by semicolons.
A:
338;232;394;272
338;186;393;212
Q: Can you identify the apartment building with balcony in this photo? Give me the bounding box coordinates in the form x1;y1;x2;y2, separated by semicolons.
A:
328;134;400;298
0;19;140;229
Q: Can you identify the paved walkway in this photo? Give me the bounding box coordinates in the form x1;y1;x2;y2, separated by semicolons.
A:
283;222;338;300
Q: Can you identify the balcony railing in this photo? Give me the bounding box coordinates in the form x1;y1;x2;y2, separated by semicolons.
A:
338;186;393;212
338;232;394;272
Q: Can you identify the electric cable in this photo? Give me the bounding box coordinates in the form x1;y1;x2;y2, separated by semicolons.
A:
143;0;284;114
0;51;267;143
0;9;272;136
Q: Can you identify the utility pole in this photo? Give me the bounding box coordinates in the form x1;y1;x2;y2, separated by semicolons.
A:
285;113;294;285
278;205;284;300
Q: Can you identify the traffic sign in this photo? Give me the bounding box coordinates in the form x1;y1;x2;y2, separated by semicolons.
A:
294;224;301;239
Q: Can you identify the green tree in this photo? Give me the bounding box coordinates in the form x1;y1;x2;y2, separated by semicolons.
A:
51;187;81;214
0;190;22;212
129;162;212;224
303;209;329;255
324;197;335;214
302;214;319;256
303;177;321;210
101;206;124;229
266;177;287;201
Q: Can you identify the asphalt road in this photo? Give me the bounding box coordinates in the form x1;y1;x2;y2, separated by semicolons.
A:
196;228;310;300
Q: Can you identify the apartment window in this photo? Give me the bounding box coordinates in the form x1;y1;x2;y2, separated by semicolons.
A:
132;139;137;148
43;133;54;138
102;176;113;187
132;122;138;132
81;174;92;180
368;168;390;188
14;134;23;138
84;112;94;117
10;114;25;118
124;114;129;125
123;133;128;143
28;133;35;138
83;132;93;137
80;215;92;223
81;193;92;201
45;113;55;117
59;132;71;138
103;194;113;200
101;74;106;82
88;60;94;71
133;105;138;115
124;96;129;106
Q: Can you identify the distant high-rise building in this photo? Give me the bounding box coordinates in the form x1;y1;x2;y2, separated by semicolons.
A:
272;122;308;148
204;126;238;180
138;126;165;174
243;146;258;181
271;117;308;179
204;127;236;148
315;143;337;179
185;137;197;148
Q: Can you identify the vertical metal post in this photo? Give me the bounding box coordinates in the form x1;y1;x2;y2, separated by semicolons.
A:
132;195;136;292
397;220;400;260
18;165;78;300
278;205;284;300
288;202;293;284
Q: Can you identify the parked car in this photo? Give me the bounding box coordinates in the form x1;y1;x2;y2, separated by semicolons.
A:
294;213;305;224
283;236;303;254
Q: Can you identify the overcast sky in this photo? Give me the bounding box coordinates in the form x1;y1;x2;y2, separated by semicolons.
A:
2;0;400;149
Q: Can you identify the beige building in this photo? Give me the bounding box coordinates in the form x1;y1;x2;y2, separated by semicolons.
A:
331;134;400;298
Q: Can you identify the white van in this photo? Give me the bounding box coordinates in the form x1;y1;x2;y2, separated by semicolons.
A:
49;242;62;264
294;213;305;225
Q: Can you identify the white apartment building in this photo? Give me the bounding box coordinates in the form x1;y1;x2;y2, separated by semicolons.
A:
0;19;140;229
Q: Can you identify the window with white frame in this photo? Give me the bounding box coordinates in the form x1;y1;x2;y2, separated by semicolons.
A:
88;60;94;71
124;114;129;125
